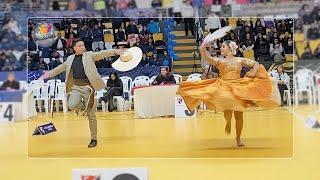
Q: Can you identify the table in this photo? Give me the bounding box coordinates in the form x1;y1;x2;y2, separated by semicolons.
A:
134;85;178;118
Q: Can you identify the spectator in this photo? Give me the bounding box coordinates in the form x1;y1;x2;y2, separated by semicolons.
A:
48;57;62;70
52;1;60;10
140;26;149;36
3;17;21;35
205;12;221;33
79;24;93;51
151;66;176;85
151;0;162;8
100;72;123;112
301;47;314;60
270;39;284;62
0;72;20;91
307;22;320;40
92;24;104;51
270;65;290;106
283;38;293;55
52;32;67;51
133;37;142;48
254;19;266;35
28;36;37;51
147;19;159;34
254;34;271;61
143;38;155;54
114;26;126;43
276;20;290;35
240;33;254;51
138;53;149;67
66;33;78;48
125;19;139;35
37;58;49;70
149;52;159;66
181;0;195;36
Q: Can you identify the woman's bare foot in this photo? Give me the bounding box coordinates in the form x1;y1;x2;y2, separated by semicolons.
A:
225;122;231;135
236;138;245;147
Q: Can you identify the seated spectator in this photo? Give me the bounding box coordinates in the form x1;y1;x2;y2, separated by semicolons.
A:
267;26;277;42
79;24;93;51
283;38;293;54
52;32;66;51
114;27;126;43
140;33;149;44
151;66;176;85
28;37;37;51
307;22;320;40
66;33;79;48
270;65;290;106
240;33;254;52
140;26;149;36
0;72;20;91
276;20;290;35
138;53;149;67
254;34;271;61
133;37;142;48
126;19;139;36
151;0;162;8
37;58;49;70
92;24;104;51
100;72;123;112
269;39;284;62
254;19;266;35
147;19;159;34
159;50;170;67
149;52;159;66
48;58;62;70
301;47;314;60
142;38;155;54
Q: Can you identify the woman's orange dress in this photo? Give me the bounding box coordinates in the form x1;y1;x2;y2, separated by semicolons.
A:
177;57;281;111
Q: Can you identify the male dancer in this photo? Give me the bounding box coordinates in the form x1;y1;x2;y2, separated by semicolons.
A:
41;39;123;148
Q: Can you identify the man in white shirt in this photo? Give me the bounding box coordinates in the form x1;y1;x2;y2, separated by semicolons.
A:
181;0;195;36
205;12;221;33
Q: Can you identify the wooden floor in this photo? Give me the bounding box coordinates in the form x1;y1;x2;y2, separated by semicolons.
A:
27;107;293;158
1;105;320;179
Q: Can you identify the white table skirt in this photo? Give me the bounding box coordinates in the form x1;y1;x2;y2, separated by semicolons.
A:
134;85;178;118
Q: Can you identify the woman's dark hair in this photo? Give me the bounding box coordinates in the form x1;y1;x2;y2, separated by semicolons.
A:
109;72;119;80
161;66;169;72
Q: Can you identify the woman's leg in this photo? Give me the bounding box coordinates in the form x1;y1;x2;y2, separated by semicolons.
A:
234;111;245;147
224;110;233;135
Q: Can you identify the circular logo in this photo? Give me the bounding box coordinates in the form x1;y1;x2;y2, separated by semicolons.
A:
112;173;140;180
34;23;56;47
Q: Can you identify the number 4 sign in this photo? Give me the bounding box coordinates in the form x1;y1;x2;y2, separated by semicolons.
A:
0;103;15;122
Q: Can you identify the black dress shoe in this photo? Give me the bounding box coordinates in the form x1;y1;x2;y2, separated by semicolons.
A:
88;139;97;148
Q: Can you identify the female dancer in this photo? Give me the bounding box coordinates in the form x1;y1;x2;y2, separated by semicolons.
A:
178;37;280;147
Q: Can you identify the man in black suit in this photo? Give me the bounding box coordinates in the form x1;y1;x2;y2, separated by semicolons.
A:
0;72;20;91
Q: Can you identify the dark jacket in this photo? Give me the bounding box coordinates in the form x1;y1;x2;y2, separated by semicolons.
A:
0;80;20;90
151;73;176;85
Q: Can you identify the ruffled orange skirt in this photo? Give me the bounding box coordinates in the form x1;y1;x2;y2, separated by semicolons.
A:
177;65;281;111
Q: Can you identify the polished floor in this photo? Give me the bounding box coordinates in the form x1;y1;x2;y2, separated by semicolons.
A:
27;107;293;158
1;105;320;179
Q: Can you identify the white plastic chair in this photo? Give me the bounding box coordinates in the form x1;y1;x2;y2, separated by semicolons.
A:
294;69;316;106
19;80;28;90
50;82;68;113
173;74;183;84
187;73;202;81
95;88;107;111
149;75;157;84
35;84;49;113
114;76;133;111
133;76;150;87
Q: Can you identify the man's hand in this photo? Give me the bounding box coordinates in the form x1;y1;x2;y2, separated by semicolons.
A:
114;49;126;56
39;71;50;80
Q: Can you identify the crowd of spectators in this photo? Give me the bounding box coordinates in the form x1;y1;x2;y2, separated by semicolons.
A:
28;17;170;71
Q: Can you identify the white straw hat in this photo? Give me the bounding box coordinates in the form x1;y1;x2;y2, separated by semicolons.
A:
111;47;142;72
